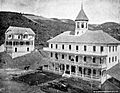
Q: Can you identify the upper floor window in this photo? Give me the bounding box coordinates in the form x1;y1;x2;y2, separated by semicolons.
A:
81;23;84;28
62;44;64;49
56;44;58;49
115;56;117;61
62;54;64;59
113;46;114;52
27;47;29;51
100;58;102;64
76;45;78;51
112;57;114;62
51;44;53;48
84;45;87;51
86;23;87;28
69;55;71;60
26;41;30;45
15;48;17;52
69;45;71;50
76;56;78;62
23;34;28;38
84;56;86;62
55;53;58;59
93;69;96;75
77;22;80;28
109;57;111;63
115;46;117;51
93;57;96;63
93;46;96;52
109;46;111;52
100;46;104;52
50;52;53;57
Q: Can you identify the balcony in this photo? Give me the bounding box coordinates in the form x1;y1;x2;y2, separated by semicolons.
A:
43;48;107;57
50;58;107;69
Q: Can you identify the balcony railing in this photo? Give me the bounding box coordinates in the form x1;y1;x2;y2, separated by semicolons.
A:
43;48;107;57
50;58;106;68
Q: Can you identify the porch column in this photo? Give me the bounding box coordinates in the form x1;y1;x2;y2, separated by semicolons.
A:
59;63;60;73
53;63;55;72
70;65;71;75
82;67;84;77
76;66;78;76
91;69;93;78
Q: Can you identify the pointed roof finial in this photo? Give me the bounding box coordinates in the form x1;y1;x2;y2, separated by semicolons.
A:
75;1;89;21
81;1;83;10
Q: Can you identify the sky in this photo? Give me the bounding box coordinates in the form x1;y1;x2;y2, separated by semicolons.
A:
0;0;120;24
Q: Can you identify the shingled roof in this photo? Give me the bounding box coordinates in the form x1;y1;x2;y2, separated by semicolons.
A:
75;6;89;21
6;26;35;35
47;30;120;44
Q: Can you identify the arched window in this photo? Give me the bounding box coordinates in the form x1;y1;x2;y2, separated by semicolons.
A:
81;23;84;28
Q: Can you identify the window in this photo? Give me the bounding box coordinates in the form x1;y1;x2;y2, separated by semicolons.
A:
100;46;104;52
93;69;96;75
112;57;114;62
56;44;58;49
69;45;71;50
93;57;96;63
76;56;78;62
62;44;64;49
27;47;29;51
109;46;111;52
81;23;84;28
15;48;17;52
115;56;117;61
113;46;114;52
51;44;53;48
93;46;96;52
66;65;69;70
50;52;53;57
9;41;12;45
62;54;64;59
77;22;80;28
109;57;111;63
100;58;102;64
55;53;58;59
26;41;30;45
84;45;87;51
69;55;71;60
23;34;28;38
13;42;16;46
76;45;78;51
86;23;87;28
115;46;117;51
84;56;86;62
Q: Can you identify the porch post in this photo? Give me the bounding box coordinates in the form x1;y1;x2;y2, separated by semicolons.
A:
82;67;84;77
76;65;78;76
91;69;93;78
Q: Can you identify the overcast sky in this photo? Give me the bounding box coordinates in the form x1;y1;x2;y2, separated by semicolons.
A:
0;0;120;24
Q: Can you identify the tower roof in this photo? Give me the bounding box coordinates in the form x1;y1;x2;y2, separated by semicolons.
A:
75;4;89;21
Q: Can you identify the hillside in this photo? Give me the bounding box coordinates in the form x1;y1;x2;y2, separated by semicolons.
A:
0;11;75;47
0;11;120;48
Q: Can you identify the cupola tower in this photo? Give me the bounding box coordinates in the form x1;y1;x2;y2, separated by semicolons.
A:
75;3;89;35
